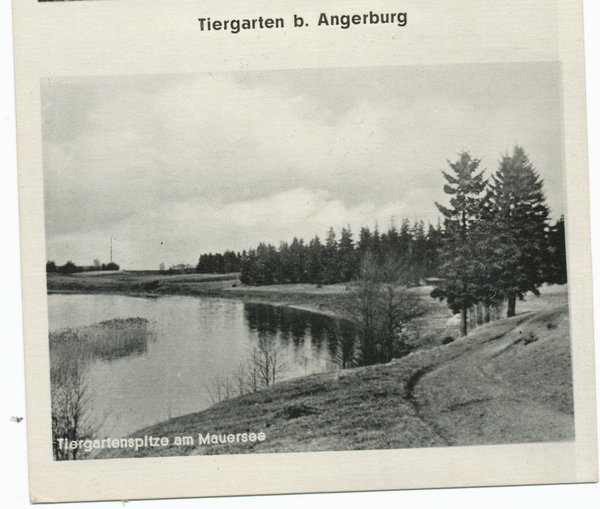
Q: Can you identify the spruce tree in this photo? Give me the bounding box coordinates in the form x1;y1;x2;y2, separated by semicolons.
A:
546;216;568;285
322;227;339;284
431;152;487;336
306;236;324;284
338;226;357;282
482;146;550;317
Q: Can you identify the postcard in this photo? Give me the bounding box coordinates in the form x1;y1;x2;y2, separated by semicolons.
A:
10;0;598;503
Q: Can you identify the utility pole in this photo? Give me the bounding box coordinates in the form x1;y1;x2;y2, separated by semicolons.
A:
110;235;113;264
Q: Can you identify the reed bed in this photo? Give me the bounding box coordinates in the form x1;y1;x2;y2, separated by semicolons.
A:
50;317;153;362
49;317;153;460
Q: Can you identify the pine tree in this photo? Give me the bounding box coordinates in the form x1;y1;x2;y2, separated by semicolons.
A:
289;237;306;283
411;221;428;285
338;226;357;282
424;221;443;277
306;236;324;284
546;216;568;285
398;218;412;267
482;146;550;317
431;152;487;336
358;226;373;254
322;227;339;284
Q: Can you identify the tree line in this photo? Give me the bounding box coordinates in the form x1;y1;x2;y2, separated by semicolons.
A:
197;221;445;287
46;260;120;274
197;251;243;274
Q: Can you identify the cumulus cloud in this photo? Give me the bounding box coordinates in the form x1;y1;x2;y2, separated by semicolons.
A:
42;63;565;268
47;187;412;268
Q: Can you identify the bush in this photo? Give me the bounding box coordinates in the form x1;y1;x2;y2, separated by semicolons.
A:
524;332;539;345
345;255;425;366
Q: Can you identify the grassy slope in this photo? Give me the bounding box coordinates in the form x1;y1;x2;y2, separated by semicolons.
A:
95;285;572;459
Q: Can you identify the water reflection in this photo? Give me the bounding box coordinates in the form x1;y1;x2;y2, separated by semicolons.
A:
243;304;356;368
244;304;333;351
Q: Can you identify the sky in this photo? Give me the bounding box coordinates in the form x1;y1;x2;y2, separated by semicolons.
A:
42;62;565;269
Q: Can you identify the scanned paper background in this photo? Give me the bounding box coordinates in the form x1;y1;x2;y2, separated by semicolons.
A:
4;0;599;505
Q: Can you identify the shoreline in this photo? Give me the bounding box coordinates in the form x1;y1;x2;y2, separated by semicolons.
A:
46;273;353;319
49;288;343;320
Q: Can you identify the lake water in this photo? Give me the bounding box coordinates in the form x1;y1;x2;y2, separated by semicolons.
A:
48;294;343;438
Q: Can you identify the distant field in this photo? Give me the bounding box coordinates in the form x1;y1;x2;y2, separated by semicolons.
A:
47;271;239;292
46;271;349;316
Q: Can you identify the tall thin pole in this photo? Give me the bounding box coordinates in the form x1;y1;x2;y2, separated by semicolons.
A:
110;235;113;264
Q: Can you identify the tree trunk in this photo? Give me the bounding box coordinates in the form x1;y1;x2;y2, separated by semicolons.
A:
507;293;516;317
460;306;468;336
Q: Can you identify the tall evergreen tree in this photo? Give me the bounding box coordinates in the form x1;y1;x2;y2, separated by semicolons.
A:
424;221;443;278
431;152;487;336
398;219;412;267
482;146;550;317
358;226;373;254
411;221;428;285
546;216;568;285
322;227;339;284
338;226;357;282
288;237;306;283
306;236;324;284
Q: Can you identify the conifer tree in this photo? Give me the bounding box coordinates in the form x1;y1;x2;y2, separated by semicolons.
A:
424;221;443;277
338;226;357;282
431;152;487;336
306;236;324;284
546;216;568;285
322;227;339;284
481;145;550;316
358;226;373;254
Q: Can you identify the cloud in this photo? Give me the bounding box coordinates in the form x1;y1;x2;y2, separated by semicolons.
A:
46;187;411;268
42;63;565;267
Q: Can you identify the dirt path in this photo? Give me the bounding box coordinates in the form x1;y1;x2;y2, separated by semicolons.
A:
410;307;574;445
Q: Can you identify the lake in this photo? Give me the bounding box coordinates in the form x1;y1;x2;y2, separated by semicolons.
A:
48;294;345;438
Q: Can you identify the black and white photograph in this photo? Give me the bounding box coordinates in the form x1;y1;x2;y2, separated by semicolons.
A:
5;0;598;505
43;63;573;460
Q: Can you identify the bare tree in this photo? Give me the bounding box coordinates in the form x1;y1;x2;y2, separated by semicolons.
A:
203;337;289;408
51;358;97;460
349;255;382;366
231;364;247;396
204;375;234;404
346;254;424;366
246;350;261;393
332;319;356;369
253;334;287;387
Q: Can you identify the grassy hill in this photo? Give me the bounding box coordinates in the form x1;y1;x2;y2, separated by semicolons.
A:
95;285;572;459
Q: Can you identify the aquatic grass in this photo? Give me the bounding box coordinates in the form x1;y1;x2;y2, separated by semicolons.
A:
50;317;153;362
49;317;154;460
